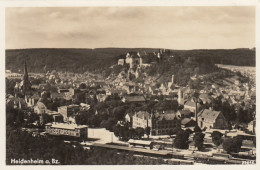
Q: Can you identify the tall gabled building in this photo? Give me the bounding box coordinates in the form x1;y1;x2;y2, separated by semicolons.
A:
22;60;31;94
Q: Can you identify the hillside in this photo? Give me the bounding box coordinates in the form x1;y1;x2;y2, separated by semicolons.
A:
5;48;255;74
5;48;158;73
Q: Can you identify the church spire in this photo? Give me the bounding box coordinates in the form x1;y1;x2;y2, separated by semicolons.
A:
23;60;31;94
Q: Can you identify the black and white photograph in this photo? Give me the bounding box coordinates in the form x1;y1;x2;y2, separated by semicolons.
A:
2;0;258;167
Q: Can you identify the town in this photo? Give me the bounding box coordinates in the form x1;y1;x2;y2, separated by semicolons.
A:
6;48;256;165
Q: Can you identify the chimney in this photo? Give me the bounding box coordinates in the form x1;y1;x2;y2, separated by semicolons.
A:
195;101;198;123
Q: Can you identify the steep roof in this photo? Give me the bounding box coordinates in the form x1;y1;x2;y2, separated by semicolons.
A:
197;109;222;123
178;110;192;116
125;112;134;117
135;111;150;120
124;95;146;102
154;112;176;121
181;118;193;125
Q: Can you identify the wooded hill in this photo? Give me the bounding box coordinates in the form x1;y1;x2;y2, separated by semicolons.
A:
5;48;255;73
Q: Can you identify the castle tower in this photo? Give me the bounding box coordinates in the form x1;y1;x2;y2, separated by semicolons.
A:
139;56;143;66
22;60;31;94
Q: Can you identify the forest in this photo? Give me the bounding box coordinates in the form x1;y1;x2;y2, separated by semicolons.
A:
6;48;255;74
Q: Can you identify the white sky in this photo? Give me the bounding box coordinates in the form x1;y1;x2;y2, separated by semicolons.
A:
5;6;255;49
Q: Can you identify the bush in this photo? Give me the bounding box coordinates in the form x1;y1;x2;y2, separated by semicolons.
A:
174;130;189;149
223;136;242;153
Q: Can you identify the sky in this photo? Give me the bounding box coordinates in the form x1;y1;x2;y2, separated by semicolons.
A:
5;6;255;49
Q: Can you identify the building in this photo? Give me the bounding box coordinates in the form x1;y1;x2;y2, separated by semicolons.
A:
132;111;180;136
58;104;80;122
151;112;180;135
122;95;146;103
22;61;32;94
46;110;63;122
34;101;47;114
118;59;125;66
25;94;40;107
125;112;134;125
13;61;32;95
197;109;228;129
132;111;152;129
125;52;142;68
45;122;88;139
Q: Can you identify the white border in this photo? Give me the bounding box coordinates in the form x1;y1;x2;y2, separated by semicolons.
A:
0;1;259;170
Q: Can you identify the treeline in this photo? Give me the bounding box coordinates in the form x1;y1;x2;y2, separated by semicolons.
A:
170;49;255;66
6;48;255;74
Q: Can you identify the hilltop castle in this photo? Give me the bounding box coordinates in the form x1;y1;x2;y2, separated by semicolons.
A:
118;52;143;68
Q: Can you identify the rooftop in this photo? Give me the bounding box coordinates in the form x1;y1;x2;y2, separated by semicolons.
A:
45;122;88;130
197;109;221;122
124;95;146;102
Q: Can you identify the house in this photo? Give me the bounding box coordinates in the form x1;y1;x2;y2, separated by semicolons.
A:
34;101;47;114
125;112;134;125
197;109;228;129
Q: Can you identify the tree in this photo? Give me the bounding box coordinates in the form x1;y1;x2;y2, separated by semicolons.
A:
193;132;205;151
185;128;193;135
211;131;223;146
100;118;117;131
145;126;151;138
113;124;121;137
172;126;182;135
194;125;201;133
79;83;87;89
174;130;189;149
135;127;145;139
223;136;242;153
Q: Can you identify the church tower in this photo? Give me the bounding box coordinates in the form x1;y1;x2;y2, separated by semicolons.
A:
22;60;31;94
